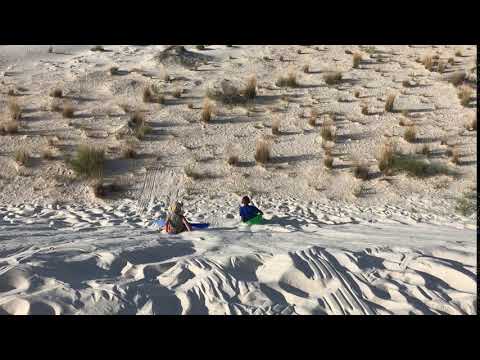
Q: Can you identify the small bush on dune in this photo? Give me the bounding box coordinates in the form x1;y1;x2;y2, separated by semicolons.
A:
50;88;63;98
254;138;271;164
324;156;334;169
172;89;182;98
8;100;22;121
302;64;310;74
320;117;336;142
276;72;298;88
353;161;369;180
41;147;55;160
69;144;105;179
449;72;466;86
121;139;138;159
91;45;106;52
377;143;396;175
62;104;75;118
468;115;476;131
352;52;362;68
201;99;214;123
15;147;30;166
404;125;417;143
323;72;343;85
422;55;433;71
308;110;318;127
385;94;396;112
455;189;477;216
271;117;281;135
243;75;257;100
458;85;473;107
109;67;120;76
1;121;19;134
225;144;240;166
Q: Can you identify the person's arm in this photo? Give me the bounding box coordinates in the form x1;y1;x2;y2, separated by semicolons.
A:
183;217;192;231
254;206;263;215
239;206;246;222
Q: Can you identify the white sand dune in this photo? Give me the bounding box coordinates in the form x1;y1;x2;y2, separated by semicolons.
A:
0;199;476;315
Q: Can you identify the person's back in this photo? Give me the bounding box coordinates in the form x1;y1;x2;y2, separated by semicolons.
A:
165;201;192;234
239;196;263;223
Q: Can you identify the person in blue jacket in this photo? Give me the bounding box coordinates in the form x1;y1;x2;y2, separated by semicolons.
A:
239;196;263;223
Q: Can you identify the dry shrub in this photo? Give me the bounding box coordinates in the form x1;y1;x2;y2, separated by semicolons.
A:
377;142;396;175
353;52;362;68
271;117;281;135
385;94;396;112
41;147;55;160
187;103;194;109
254;138;271;164
458;85;473;107
276;72;298;87
172;89;182;98
324;156;334;169
143;87;155;103
201;98;214;123
68;144;105;179
449;72;466;86
225;144;241;166
8;100;22;120
448;57;455;65
455;49;463;57
468;115;477;131
404;125;417;143
130;111;145;128
62;104;75;118
302;64;310;74
321;140;335;156
50;88;63;98
320;116;336;142
352;160;369;180
121;138;138;159
450;147;461;164
243;75;257;99
308;110;318;127
354;90;361;98
50;99;63;113
422;55;433;71
361;103;369;115
419;144;430;156
323;72;343;85
91;45;105;52
109;67;120;76
118;103;132;114
15;147;30;166
437;61;446;73
1;121;19;134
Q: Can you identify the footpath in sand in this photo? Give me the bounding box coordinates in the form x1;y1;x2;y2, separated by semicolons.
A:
0;196;476;315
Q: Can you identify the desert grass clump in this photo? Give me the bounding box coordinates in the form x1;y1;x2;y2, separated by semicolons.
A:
129;111;145;128
352;52;362;69
324;156;334;169
467;115;477;131
187;103;194;109
455;189;477;216
302;64;310;74
360;103;369;115
419;144;430;156
271;117;281;135
276;72;298;88
243;75;257;100
308;110;318;127
1;121;19;135
134;124;152;140
254;138;271;165
41;147;55;160
422;55;433;71
323;71;343;85
201;99;214;123
449;72;466;86
91;45;105;52
377;143;396;175
15;147;30;166
62;104;75;118
404;125;417;143
121;138;138;159
385;94;396;113
320;117;336;142
143;87;156;103
437;61;446;73
354;90;361;98
69;144;105;179
321;140;335;156
352;161;369;180
172;89;182;98
49;88;63;98
8;100;22;121
225;144;240;166
455;49;463;57
109;66;120;76
449;146;461;165
457;85;473;107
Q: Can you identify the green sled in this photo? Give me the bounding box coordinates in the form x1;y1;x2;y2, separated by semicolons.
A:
246;214;263;225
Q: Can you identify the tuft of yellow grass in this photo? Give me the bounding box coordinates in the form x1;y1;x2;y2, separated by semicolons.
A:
323;71;343;85
404;125;417;143
15;147;30;166
352;52;362;68
62;104;75;118
254;138;271;164
324;156;334;169
320;116;336;142
458;85;473;107
8;100;22;121
201;98;214;123
271;117;281;135
385;94;396;112
243;75;257;99
276;72;298;87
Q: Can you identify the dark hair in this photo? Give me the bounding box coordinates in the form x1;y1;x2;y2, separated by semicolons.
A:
241;196;250;205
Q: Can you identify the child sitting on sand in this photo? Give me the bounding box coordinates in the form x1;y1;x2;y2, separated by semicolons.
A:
164;201;192;234
240;196;264;224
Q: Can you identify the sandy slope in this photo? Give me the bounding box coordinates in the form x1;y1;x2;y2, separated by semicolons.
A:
0;198;476;315
0;45;477;315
